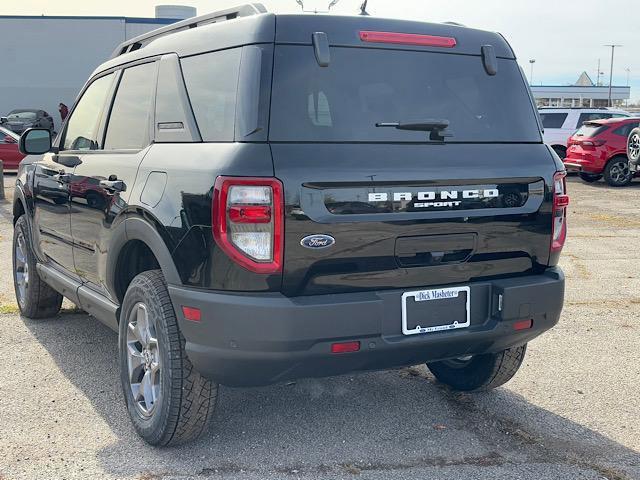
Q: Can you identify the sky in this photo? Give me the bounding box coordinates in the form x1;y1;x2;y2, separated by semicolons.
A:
4;0;640;101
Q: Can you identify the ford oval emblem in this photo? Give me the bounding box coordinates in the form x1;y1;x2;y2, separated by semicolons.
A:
301;234;335;249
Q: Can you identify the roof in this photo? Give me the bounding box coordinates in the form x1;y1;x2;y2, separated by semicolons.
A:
95;10;515;76
0;14;180;25
575;71;595;87
586;116;640;125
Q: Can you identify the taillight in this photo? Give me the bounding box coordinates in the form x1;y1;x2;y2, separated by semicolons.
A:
359;31;457;48
580;139;606;147
212;177;283;274
551;171;569;253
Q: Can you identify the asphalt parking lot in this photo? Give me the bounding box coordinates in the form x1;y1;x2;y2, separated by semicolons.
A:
0;173;638;480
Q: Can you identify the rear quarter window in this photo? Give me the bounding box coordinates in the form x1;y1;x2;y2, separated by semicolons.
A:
612;122;640;137
181;48;241;142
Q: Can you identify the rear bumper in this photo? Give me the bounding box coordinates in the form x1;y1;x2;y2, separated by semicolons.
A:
563;158;602;173
169;268;564;387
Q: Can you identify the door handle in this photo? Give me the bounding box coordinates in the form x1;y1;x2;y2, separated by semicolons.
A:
99;179;127;193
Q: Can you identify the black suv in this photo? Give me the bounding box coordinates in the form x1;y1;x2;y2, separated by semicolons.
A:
14;4;567;446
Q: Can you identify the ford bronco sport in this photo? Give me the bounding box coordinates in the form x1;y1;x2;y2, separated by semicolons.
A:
14;4;567;446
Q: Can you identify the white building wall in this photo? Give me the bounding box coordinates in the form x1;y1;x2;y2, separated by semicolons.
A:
0;17;173;133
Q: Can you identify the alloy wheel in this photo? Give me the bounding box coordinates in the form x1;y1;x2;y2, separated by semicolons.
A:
14;231;29;308
609;160;631;185
126;303;162;417
629;133;640;162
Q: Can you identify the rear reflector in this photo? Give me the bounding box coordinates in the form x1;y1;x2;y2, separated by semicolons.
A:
513;319;533;331
331;341;361;354
182;306;201;322
359;31;457;48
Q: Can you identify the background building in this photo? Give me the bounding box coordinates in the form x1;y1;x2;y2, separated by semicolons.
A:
531;72;631;108
0;5;196;132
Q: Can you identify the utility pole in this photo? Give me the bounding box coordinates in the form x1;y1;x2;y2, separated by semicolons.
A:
529;59;536;85
604;44;622;107
626;67;631;86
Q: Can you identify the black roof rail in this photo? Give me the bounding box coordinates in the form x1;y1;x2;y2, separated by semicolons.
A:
109;3;267;59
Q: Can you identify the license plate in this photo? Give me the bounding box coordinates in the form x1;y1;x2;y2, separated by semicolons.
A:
401;287;470;335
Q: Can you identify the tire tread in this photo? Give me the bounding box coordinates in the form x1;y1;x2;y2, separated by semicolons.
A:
120;270;217;446
13;216;62;319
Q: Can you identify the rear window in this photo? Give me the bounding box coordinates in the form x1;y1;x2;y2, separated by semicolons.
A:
269;46;541;143
575;123;608;138
539;113;568;129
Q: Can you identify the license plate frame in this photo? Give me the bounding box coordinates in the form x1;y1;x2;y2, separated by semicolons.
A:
401;286;471;336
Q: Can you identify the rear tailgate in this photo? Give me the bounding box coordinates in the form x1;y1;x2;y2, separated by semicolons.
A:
272;143;555;296
269;19;556;296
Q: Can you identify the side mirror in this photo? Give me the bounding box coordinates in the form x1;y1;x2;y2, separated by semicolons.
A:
0;116;7;124
19;128;52;155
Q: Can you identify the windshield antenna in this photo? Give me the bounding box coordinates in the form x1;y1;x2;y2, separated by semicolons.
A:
359;0;369;15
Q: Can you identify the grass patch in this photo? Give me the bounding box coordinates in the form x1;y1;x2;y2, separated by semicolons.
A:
0;303;19;314
587;213;640;228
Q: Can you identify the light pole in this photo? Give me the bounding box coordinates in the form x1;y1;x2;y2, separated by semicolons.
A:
604;44;622;107
529;59;536;85
626;67;631;86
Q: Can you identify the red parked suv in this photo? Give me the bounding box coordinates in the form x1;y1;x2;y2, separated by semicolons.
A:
565;117;640;187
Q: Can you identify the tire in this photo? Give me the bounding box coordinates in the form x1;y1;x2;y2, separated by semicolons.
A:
426;344;527;392
12;215;63;318
579;172;602;183
119;270;217;446
628;128;640;165
552;145;567;160
603;157;632;187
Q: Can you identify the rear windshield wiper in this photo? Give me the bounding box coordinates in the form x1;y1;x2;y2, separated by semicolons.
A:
376;119;453;141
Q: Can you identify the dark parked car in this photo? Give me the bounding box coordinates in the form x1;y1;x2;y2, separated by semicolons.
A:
3;109;54;134
13;4;566;446
0;126;25;170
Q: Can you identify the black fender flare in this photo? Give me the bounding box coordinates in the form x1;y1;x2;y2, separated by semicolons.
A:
12;183;28;221
106;215;181;301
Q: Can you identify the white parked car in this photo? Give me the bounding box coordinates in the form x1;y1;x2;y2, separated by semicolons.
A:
538;107;631;158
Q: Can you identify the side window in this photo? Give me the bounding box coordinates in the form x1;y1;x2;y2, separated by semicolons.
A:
181;48;241;141
104;62;157;150
578;112;612;126
613;123;639;137
62;73;115;151
539;113;568;129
